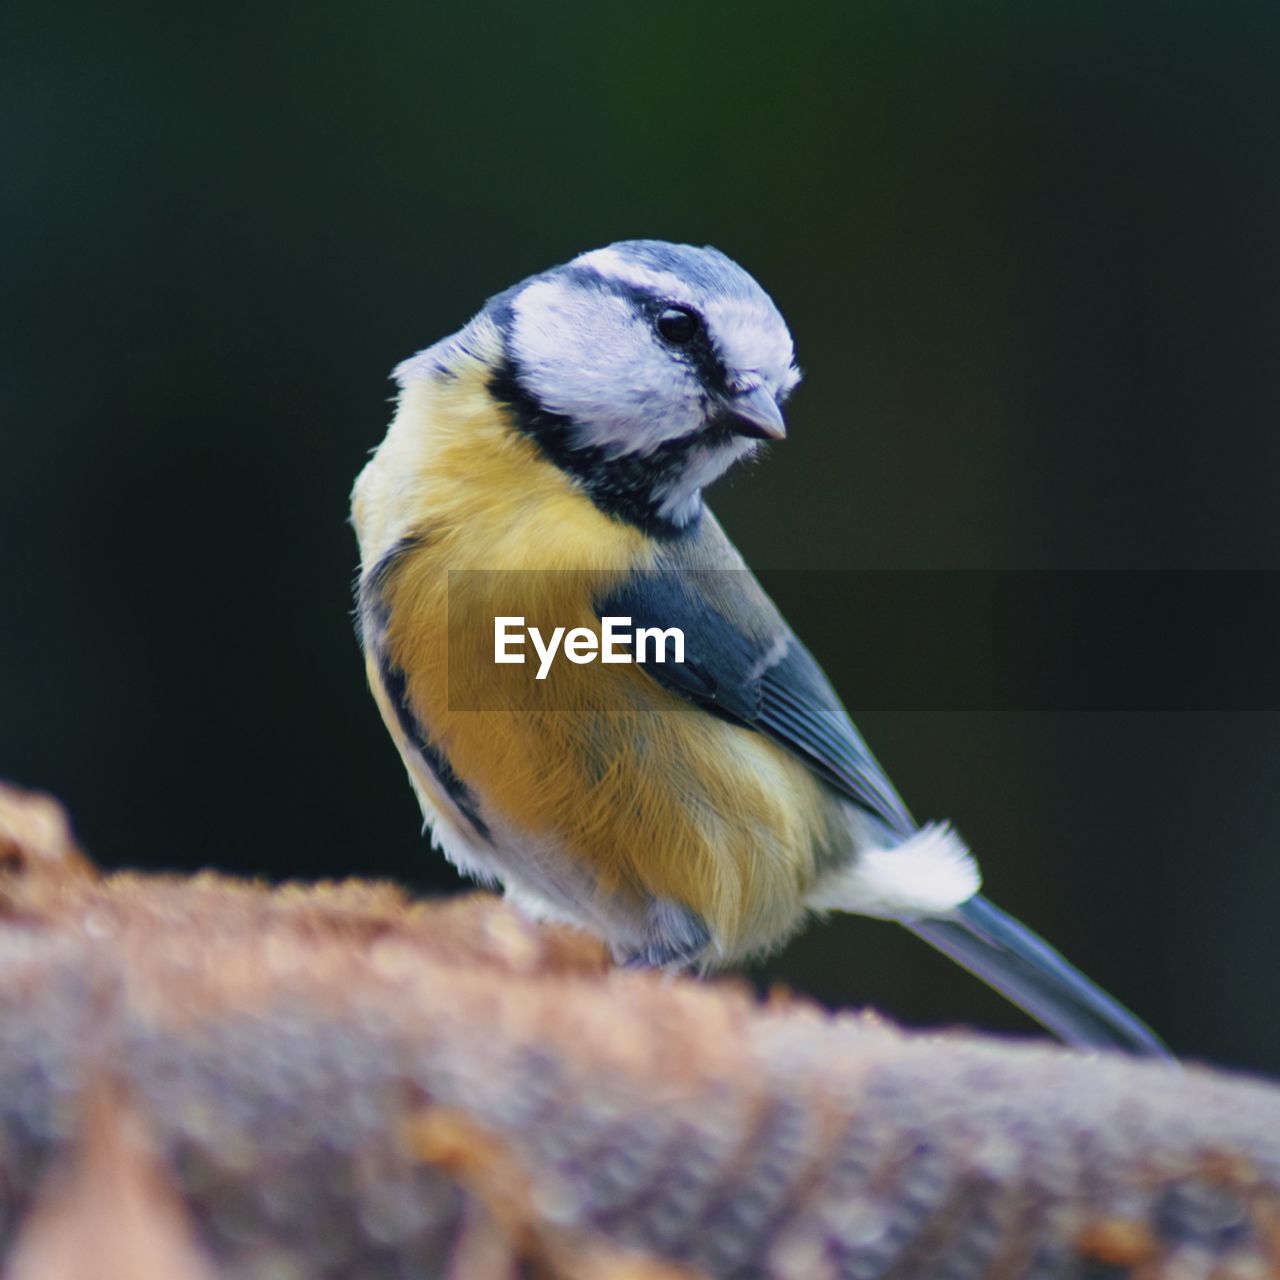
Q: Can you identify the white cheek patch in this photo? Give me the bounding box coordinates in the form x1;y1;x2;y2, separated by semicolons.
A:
510;278;706;455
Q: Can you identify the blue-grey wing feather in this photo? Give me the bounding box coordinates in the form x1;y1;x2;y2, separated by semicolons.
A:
595;513;915;838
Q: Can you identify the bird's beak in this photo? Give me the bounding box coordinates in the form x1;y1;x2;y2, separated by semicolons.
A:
722;385;786;441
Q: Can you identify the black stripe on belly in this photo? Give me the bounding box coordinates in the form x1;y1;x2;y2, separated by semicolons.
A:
357;536;491;841
375;654;492;842
355;535;421;641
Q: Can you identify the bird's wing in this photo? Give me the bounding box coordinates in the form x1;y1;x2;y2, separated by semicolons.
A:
598;516;1174;1059
596;512;916;838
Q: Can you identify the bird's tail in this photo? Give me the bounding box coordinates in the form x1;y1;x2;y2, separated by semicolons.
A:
906;893;1172;1059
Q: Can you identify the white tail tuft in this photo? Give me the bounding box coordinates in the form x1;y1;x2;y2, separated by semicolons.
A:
807;822;982;921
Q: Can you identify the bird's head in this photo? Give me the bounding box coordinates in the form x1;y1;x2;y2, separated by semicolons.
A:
481;240;801;535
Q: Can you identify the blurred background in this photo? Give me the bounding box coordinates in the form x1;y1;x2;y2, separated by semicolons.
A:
4;2;1278;1073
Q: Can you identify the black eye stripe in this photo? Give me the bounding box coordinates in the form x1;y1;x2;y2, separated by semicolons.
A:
648;301;729;397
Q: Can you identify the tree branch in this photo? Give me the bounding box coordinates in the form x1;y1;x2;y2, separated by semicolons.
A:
0;781;1275;1279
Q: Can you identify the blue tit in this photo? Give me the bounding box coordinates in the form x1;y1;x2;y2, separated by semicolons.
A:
352;239;1168;1057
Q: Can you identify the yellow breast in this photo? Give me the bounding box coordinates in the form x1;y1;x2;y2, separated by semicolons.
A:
353;332;838;957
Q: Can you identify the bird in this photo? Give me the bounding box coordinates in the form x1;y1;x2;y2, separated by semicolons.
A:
351;239;1168;1057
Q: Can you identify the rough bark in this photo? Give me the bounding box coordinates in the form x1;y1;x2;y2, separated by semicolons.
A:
0;781;1276;1279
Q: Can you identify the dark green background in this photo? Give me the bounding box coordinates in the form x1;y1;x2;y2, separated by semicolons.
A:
4;3;1278;1072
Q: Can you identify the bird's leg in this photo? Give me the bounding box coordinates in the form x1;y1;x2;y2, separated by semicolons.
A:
618;897;711;971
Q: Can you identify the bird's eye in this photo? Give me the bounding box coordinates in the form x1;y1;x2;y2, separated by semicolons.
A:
656;306;701;344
